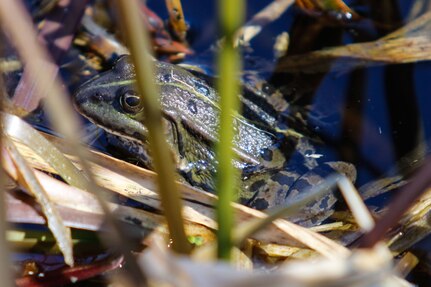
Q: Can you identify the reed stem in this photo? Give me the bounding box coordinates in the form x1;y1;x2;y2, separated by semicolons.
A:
216;0;245;260
116;0;191;255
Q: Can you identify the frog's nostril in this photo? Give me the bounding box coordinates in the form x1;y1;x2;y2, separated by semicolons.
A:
88;92;113;104
73;90;106;108
93;92;104;101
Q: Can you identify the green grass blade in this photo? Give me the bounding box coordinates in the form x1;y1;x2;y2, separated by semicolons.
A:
216;0;245;261
116;0;191;255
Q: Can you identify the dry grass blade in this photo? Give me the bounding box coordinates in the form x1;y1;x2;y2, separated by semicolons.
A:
0;0;91;162
360;156;431;249
279;245;409;287
337;176;374;232
11;131;349;256
276;11;431;73
234;0;295;46
4;166;165;235
387;186;431;254
308;221;348;232
408;0;431;20
2;112;89;190
0;1;149;283
2;138;73;266
359;175;406;200
116;0;191;255
394;252;419;279
0;0;106;215
6;191;105;231
4;164;165;235
0;77;13;287
12;0;88;112
0;59;22;73
27;170;102;215
140;235;409;287
0;0;100;197
381;10;431;40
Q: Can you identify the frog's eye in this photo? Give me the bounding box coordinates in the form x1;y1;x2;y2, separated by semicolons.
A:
120;90;142;113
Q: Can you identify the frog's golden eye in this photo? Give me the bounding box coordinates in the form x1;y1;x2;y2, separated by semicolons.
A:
120;90;142;113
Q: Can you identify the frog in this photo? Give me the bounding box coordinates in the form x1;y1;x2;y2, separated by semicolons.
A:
73;55;356;226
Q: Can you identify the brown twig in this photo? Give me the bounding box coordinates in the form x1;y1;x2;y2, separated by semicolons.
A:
5;192;104;231
359;155;431;248
0;75;13;287
0;1;148;284
234;0;295;46
12;0;88;112
275;11;431;73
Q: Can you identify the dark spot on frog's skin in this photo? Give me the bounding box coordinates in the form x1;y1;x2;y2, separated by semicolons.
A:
270;172;296;186
318;195;331;209
251;198;269;210
241;164;264;175
193;80;210;96
187;99;198;114
283;152;307;169
261;149;273;161
250;179;265;192
161;73;172;82
182;170;215;192
290;178;315;191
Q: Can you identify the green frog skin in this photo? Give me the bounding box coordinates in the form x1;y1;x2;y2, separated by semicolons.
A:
73;55;356;226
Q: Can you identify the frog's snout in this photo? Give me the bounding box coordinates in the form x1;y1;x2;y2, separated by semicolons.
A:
73;80;115;111
73;87;88;108
73;86;97;117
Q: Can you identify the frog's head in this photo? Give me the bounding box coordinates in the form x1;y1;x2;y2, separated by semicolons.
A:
73;55;150;144
76;56;283;192
74;55;275;168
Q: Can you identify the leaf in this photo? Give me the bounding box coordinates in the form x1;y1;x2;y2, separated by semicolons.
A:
2;138;74;266
276;11;431;73
11;130;350;257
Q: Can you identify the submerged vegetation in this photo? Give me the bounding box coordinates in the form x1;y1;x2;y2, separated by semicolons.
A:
0;0;431;286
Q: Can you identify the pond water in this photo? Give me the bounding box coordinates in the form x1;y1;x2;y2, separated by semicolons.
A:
147;0;431;283
6;0;431;285
148;0;431;183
